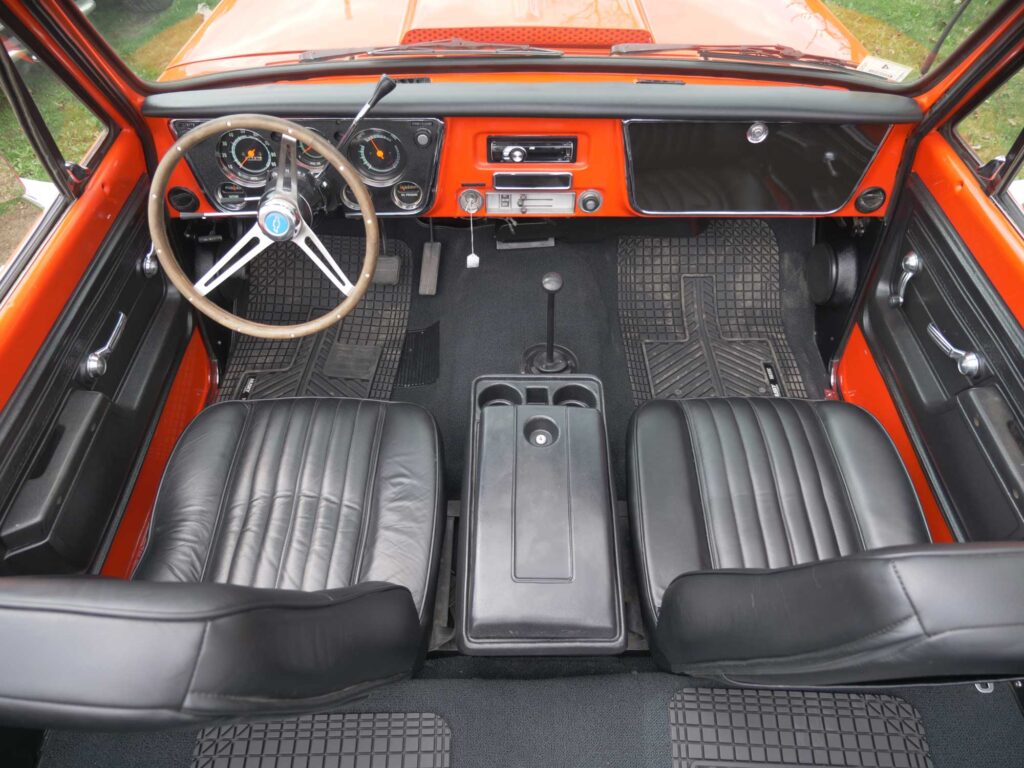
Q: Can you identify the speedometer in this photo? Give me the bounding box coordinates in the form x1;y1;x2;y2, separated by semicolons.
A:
217;129;276;186
347;129;404;184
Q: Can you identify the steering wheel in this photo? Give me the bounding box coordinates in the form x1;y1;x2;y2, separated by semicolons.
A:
147;114;379;339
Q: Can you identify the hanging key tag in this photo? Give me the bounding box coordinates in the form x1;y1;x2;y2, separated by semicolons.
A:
466;211;479;269
457;189;484;269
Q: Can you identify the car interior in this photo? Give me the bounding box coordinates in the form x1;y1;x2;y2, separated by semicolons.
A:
0;1;1023;767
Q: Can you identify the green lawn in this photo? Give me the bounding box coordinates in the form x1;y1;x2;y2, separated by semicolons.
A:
827;0;1021;162
0;0;207;181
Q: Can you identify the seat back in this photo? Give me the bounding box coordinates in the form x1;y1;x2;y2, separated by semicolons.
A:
0;577;419;728
656;542;1024;685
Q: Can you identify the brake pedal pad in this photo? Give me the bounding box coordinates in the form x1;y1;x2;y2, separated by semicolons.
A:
419;241;441;295
373;255;401;285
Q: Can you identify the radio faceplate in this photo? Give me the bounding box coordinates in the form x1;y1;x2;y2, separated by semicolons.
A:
488;137;577;164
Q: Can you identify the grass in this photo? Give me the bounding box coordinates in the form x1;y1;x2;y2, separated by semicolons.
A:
827;0;1021;161
0;0;207;181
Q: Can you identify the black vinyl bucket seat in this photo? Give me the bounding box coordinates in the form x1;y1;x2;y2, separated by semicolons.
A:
629;397;1024;686
0;397;444;728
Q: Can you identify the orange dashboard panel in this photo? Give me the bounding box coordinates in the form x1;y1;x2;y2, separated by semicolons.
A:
428;117;633;218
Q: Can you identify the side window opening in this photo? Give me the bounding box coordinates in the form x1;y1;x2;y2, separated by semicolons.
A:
0;28;106;277
952;65;1024;232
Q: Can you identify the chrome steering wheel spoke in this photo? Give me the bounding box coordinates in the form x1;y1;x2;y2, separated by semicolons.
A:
293;221;355;296
194;222;273;296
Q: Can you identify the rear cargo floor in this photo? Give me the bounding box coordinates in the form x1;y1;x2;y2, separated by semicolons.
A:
40;669;1024;768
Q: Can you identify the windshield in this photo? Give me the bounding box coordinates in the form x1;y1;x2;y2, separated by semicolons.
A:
75;0;1007;84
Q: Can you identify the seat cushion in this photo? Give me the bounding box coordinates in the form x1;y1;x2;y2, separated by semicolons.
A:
628;398;929;626
135;398;444;626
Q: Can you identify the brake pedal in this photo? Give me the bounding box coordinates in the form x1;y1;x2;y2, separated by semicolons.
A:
373;255;401;285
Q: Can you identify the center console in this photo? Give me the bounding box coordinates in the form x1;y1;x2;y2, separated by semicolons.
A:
457;375;626;655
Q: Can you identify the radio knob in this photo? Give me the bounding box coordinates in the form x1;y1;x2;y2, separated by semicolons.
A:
579;189;603;213
503;145;527;163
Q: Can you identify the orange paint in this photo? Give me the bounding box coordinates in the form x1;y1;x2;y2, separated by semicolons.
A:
101;331;214;578
0;132;146;412
429;117;633;217
913;132;1024;325
837;325;953;543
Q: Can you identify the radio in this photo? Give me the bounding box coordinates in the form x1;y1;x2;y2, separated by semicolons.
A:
489;137;577;164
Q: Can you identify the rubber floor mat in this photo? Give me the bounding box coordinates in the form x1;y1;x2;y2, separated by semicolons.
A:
193;712;451;768
219;236;412;402
670;688;932;768
618;221;808;404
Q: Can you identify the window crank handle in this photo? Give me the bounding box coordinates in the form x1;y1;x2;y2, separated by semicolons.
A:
926;322;983;379
83;311;127;381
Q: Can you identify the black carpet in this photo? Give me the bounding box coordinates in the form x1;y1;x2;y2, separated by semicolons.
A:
38;675;1024;768
393;221;633;497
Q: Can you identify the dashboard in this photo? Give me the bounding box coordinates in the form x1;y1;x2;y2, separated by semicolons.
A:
150;80;922;220
169;117;443;216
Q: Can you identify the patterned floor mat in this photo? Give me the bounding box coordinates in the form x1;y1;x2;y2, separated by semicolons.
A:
618;220;809;404
670;688;932;768
193;712;451;768
218;236;412;402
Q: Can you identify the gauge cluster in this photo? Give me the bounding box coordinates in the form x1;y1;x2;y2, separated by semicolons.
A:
170;117;443;216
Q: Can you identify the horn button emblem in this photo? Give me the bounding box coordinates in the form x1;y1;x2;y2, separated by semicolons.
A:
258;200;300;242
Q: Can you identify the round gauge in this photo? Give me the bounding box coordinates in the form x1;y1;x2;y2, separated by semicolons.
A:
348;129;404;183
391;180;424;211
341;184;361;211
217;129;276;186
297;129;328;171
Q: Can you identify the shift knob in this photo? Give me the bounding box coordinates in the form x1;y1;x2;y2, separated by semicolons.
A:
542;272;563;294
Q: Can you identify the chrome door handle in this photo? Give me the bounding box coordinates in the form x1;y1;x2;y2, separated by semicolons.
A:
889;252;922;307
83;312;127;380
926;322;983;379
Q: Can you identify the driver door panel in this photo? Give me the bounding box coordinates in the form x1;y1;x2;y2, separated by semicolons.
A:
0;183;191;573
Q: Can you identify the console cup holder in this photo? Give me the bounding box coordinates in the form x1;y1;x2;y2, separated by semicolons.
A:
523;416;560;447
478;383;524;408
552;384;598;409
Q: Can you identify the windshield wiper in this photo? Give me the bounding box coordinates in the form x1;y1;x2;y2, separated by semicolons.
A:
610;42;852;71
299;37;565;63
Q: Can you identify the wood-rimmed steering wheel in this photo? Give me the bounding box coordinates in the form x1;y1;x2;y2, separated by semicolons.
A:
147;114;379;339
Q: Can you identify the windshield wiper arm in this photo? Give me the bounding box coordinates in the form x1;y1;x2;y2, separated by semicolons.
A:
610;42;851;70
299;37;565;63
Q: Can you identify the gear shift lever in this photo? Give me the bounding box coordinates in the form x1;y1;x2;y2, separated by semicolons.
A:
542;272;563;369
522;271;578;374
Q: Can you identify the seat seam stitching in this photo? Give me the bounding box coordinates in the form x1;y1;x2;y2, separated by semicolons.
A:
199;404;254;582
222;404;276;582
298;399;342;591
183;621;211;708
811;404;868;552
350;403;387;585
774;401;820;562
787;400;843;558
246;399;298;587
750;403;797;567
726;399;770;568
890;559;929;638
274;401;319;589
324;401;361;589
630;414;658;621
681;401;719;570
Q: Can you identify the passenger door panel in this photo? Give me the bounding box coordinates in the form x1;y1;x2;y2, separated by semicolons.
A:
863;175;1024;541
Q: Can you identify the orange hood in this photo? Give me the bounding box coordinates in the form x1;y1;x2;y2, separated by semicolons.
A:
161;0;865;80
